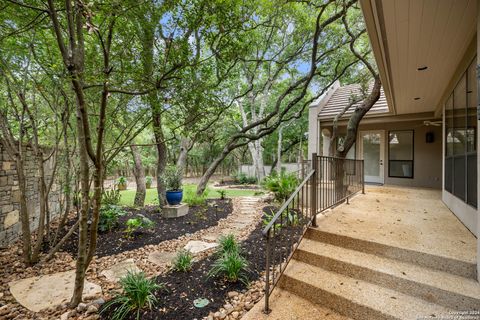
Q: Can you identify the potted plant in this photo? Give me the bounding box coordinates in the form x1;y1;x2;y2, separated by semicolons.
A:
117;176;127;191
145;176;153;189
163;165;183;205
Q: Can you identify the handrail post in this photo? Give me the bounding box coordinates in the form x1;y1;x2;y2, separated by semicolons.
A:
264;235;271;314
311;153;318;227
362;159;365;194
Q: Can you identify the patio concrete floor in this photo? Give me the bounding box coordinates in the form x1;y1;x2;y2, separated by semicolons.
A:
315;185;477;265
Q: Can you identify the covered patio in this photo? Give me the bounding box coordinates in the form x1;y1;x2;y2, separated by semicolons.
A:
316;185;477;271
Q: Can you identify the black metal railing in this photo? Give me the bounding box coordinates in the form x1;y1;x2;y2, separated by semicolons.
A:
262;154;364;313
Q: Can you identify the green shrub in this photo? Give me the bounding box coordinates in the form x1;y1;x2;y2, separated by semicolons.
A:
183;188;208;206
217;190;227;200
262;172;299;202
162;165;182;191
234;172;257;185
172;249;194;272
145;176;153;185
99;205;126;232
124;215;155;239
217;234;241;254
101;271;162;320
102;189;121;206
207;251;250;284
118;176;127;184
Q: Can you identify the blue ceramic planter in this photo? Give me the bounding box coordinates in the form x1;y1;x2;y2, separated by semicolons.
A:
166;190;183;205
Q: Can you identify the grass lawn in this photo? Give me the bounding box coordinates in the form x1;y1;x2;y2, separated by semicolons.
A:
118;184;262;206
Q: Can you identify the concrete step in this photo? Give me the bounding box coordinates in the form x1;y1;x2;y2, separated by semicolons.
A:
279;260;451;320
242;288;353;320
305;228;477;279
295;238;480;310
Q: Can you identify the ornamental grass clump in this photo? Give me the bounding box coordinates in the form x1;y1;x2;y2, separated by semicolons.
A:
217;234;241;255
209;234;250;284
173;249;194;272
207;251;250;285
101;271;162;320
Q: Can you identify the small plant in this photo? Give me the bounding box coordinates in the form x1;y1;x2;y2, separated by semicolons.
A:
145;176;153;189
102;188;121;206
172;249;194;272
262;208;282;232
99;205;127;232
101;271;162;320
208;251;250;284
217;189;227;200
262;171;299;202
124;215;155;239
117;176;128;190
217;234;241;255
283;209;299;226
184;189;208;206
162;165;182;191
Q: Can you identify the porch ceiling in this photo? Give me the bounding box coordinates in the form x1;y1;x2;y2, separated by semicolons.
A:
360;0;476;115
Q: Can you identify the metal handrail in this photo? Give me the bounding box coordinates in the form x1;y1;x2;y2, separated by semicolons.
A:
262;154;365;313
262;170;314;237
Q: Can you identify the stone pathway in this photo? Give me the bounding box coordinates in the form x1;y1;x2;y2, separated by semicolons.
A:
8;270;102;312
200;197;260;241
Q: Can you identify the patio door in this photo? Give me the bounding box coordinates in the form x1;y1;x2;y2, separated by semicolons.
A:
359;131;385;184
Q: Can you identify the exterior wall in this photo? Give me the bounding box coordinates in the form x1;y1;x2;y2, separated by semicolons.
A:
0;143;62;247
322;119;442;189
361;121;442;189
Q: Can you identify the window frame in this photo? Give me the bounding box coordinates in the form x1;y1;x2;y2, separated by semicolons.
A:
388;130;414;179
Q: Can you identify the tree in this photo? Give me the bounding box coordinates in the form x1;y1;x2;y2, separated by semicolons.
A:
196;0;360;195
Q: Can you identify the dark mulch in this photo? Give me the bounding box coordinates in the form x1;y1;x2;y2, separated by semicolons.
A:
101;207;305;320
55;199;233;258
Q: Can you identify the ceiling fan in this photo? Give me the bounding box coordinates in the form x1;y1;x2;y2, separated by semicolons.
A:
423;120;442;127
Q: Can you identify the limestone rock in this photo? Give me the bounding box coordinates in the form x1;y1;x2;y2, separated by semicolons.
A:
183;240;218;254
100;258;140;282
8;270;102;312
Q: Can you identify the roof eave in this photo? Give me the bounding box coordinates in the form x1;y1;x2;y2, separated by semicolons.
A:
359;0;396;115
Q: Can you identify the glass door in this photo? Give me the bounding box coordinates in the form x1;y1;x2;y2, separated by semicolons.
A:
360;131;385;184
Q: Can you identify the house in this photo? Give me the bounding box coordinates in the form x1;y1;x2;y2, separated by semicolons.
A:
308;0;478;251
245;1;480;319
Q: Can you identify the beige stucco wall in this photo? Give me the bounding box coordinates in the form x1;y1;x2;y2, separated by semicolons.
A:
322;119;442;189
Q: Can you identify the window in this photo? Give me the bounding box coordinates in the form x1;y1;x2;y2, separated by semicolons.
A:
388;130;413;178
444;58;477;208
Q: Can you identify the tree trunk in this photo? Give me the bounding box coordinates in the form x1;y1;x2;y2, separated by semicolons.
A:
130;145;146;207
276;126;283;173
177;137;191;174
196;147;230;195
15;156;33;265
247;139;265;181
152;105;167;206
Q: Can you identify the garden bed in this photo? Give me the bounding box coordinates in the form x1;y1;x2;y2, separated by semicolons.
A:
101;206;304;320
56;199;233;257
215;181;261;190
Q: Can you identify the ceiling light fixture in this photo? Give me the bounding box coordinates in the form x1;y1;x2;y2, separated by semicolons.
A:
417;66;428;71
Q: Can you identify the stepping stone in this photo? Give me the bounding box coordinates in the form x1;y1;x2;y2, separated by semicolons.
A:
100;258;140;282
148;251;177;267
9;270;101;312
234;217;255;224
184;240;218;254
